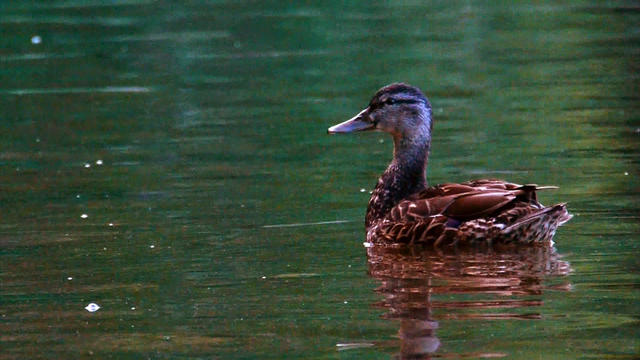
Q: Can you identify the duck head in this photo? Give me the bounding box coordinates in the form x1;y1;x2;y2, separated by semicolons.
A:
328;83;432;144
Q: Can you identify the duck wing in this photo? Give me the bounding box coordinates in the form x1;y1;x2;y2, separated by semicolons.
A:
391;180;538;222
371;180;560;245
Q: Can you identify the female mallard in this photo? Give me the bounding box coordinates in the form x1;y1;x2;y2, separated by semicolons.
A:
328;83;571;246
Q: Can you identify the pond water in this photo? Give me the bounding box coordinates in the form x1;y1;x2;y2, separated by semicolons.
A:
1;1;638;359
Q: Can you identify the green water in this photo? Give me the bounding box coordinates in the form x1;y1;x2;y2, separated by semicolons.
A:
1;1;638;359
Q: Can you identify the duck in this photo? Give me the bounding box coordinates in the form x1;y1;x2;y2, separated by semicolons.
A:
328;83;572;246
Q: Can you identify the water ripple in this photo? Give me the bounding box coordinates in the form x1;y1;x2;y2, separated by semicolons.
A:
4;86;153;95
105;31;231;43
0;53;85;62
187;49;331;60
1;15;136;26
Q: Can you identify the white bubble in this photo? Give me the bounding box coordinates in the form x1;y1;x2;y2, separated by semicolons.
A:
31;35;41;44
84;303;100;312
67;277;73;280
149;245;155;249
84;163;91;168
108;223;114;227
80;214;88;219
360;188;366;192
96;160;103;165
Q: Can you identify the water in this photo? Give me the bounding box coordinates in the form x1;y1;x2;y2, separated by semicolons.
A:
1;1;638;359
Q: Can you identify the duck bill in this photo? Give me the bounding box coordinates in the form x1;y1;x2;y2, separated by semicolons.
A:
327;108;374;134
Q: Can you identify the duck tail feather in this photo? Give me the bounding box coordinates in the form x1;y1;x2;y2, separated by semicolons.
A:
503;203;571;233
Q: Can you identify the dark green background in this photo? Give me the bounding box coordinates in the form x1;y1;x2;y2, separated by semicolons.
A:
1;1;638;358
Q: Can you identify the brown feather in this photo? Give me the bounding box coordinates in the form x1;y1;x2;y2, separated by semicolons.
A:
442;191;516;220
367;180;572;246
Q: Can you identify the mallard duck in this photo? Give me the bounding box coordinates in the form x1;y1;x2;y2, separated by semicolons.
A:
328;83;571;246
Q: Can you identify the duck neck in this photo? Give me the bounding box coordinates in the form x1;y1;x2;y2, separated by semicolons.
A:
366;126;431;227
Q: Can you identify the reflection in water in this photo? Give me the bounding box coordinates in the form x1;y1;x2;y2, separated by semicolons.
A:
366;245;571;359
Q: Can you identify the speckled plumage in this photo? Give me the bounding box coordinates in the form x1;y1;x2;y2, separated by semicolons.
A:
328;83;572;246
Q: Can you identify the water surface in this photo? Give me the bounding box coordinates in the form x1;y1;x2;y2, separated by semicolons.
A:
1;1;638;359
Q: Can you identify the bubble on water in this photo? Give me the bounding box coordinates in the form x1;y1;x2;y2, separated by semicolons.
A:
31;35;42;44
149;245;155;249
84;163;91;168
96;160;103;165
80;214;88;219
108;223;114;227
84;303;100;312
67;276;73;280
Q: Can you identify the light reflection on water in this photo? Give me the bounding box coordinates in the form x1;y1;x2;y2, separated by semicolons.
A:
366;245;571;358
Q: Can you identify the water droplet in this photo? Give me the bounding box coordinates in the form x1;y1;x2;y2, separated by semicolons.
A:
261;276;266;279
624;172;629;176
80;214;88;219
343;301;348;304
76;194;81;199
84;303;100;312
96;160;103;165
149;245;155;249
84;163;91;168
67;277;73;280
360;188;366;192
31;35;41;44
108;223;114;227
131;307;136;310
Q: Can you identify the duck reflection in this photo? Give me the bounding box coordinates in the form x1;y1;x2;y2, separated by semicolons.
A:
366;244;571;359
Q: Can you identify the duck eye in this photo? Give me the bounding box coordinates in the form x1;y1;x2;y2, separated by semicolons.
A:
385;98;396;105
